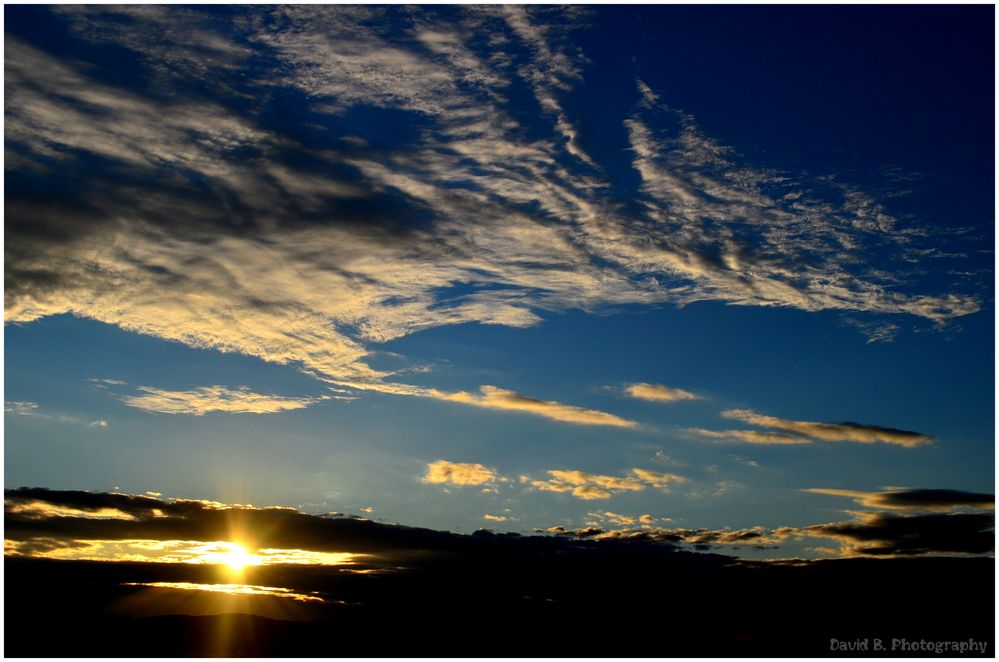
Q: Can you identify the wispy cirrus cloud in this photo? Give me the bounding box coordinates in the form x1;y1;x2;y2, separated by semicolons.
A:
5;6;983;425
5;401;40;416
5;401;108;429
624;382;701;403
119;385;329;416
842;318;902;344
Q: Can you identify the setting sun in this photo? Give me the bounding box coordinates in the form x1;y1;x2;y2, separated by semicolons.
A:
195;542;259;571
220;545;255;571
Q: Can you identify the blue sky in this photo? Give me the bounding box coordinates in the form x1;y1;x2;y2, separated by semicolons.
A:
4;5;993;559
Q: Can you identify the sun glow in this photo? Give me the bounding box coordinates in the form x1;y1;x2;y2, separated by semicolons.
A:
5;538;367;566
197;542;260;571
122;581;324;603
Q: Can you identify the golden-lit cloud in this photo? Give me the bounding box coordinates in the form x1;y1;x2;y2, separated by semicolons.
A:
121;385;328;415
483;514;509;522
531;468;687;500
686;428;812;445
624;383;700;403
340;381;638;428
5;5;981;431
721;409;933;447
6;501;139;521
422;460;498;487
630;468;689;489
122;581;324;602
587;511;659;527
4;537;363;567
440;385;639;428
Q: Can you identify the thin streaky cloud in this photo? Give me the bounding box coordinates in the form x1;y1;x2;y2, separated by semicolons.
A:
686;428;812;445
442;385;639;428
625;382;701;403
121;386;328;416
806;488;994;511
721;409;933;447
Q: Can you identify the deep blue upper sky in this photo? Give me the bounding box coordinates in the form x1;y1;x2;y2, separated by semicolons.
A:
4;5;993;559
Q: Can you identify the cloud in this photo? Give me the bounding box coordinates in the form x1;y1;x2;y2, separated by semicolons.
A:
119;385;327;415
7;486;993;570
624;383;700;403
783;488;996;557
440;385;638;428
5;400;108;428
588;511;659;527
531;468;686;500
721;409;933;447
843;318;901;344
122;581;324;603
422;461;498;487
4;487;482;560
4;486;713;569
799;511;995;557
806;488;994;512
5;401;40;415
4;6;984;425
552;524;789;550
686;428;812;445
483;514;509;522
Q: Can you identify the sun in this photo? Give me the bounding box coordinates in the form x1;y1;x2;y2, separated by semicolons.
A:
201;542;259;571
220;544;257;571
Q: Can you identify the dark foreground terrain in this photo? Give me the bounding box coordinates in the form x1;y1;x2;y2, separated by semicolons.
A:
5;551;993;657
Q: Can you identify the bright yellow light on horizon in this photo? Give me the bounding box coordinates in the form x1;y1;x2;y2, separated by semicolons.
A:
6;538;368;567
220;545;255;571
196;542;260;571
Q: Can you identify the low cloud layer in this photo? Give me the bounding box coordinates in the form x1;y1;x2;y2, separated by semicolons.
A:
7;487;992;562
806;488;995;511
800;511;995;557
796;487;996;556
547;524;789;550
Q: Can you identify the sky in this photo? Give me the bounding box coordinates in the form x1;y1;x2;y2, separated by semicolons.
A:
4;5;994;561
